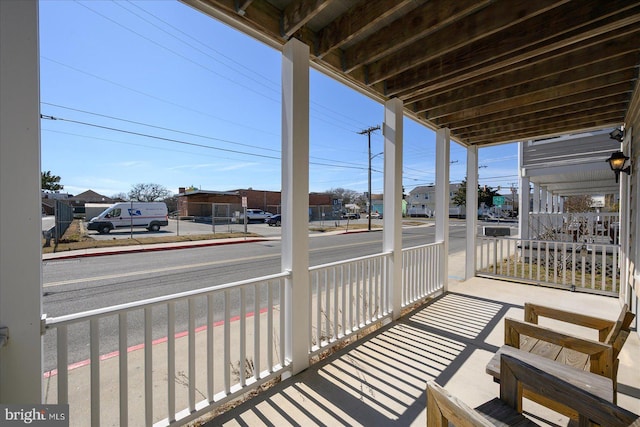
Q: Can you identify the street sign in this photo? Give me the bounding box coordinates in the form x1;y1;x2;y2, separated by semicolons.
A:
493;196;505;207
242;196;247;208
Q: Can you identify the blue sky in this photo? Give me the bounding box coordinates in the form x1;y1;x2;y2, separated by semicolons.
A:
39;0;518;198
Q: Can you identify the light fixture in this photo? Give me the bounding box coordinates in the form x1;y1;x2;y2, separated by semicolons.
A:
606;151;631;183
609;127;624;142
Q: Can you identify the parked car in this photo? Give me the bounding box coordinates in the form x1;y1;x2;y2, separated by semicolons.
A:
341;212;360;219
240;209;272;222
365;212;382;219
87;202;168;234
266;214;281;226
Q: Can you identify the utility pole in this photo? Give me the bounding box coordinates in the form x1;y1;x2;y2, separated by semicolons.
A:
359;125;380;231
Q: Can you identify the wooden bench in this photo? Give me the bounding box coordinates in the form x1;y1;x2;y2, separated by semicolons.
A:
430;350;640;427
498;303;634;417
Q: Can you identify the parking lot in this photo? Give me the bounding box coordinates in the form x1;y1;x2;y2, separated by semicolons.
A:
84;217;376;240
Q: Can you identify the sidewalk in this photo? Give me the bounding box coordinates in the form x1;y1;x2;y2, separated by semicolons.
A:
42;221;435;261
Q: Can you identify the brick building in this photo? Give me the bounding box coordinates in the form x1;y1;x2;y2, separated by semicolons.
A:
177;188;333;220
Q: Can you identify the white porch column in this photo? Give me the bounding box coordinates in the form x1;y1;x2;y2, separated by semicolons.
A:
546;189;553;214
435;128;450;291
532;183;540;213
382;98;403;320
519;176;530;240
281;39;309;375
558;197;564;213
540;187;548;213
465;145;478;280
0;0;42;402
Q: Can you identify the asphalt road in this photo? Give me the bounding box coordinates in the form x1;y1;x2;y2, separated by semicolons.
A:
41;222;511;371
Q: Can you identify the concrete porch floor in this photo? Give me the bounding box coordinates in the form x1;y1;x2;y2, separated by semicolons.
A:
204;277;640;426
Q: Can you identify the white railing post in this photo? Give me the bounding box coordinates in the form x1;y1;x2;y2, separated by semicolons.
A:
383;98;404;319
281;38;310;375
466;145;478;280
435;128;451;291
0;0;43;403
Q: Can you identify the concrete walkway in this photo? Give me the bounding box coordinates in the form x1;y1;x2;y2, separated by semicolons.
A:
204;278;640;426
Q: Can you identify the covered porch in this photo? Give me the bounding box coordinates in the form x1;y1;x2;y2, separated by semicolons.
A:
1;1;640;426
206;276;640;426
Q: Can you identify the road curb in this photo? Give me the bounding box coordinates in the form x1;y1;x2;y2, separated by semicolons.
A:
42;238;270;261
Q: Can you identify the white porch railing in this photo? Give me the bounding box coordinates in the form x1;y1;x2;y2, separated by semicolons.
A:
309;252;392;355
308;242;445;356
402;242;444;305
477;236;620;297
44;273;289;427
529;212;619;243
43;243;445;426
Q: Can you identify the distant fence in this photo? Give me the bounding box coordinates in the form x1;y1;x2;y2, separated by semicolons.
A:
182;202;336;223
55;200;74;240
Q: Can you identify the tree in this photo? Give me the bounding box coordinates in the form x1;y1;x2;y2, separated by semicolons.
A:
564;195;593;212
41;171;63;191
327;187;362;206
452;178;500;208
128;183;171;202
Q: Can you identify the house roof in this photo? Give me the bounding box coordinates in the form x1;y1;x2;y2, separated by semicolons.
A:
68;190;112;203
183;0;640;147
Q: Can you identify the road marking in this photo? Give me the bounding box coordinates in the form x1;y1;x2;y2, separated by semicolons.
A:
43;234;427;287
43;254;277;287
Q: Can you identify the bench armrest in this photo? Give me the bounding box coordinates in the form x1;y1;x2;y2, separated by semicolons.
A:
505;318;614;378
524;303;614;341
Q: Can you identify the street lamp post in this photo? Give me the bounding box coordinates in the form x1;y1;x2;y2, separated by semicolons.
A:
359;125;380;231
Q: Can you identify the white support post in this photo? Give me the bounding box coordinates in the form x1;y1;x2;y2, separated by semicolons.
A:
519;176;530;240
532;183;540;214
546;189;553;214
281;39;309;375
435;128;450;291
540;187;548;213
465;145;478;280
558;197;564;214
0;0;43;402
383;98;403;319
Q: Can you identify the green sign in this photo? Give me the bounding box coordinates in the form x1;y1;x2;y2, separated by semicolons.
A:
493;196;505;207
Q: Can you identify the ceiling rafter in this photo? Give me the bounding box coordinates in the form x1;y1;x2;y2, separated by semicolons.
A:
282;0;333;38
341;0;488;73
315;0;415;58
365;0;568;86
437;70;636;125
424;57;638;120
186;0;640;148
386;3;640;98
409;33;640;112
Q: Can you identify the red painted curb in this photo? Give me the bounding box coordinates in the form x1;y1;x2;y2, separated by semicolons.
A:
43;307;269;378
43;238;269;261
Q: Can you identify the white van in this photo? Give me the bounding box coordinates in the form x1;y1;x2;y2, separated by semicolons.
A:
87;202;168;234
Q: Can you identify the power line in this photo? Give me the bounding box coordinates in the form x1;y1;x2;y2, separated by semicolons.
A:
40;114;375;172
42;103;373;169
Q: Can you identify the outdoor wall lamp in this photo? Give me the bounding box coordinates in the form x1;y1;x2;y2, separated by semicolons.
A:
606;151;631;183
609;127;624;142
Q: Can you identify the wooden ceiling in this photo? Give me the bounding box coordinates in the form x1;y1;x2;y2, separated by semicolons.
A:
183;0;640;147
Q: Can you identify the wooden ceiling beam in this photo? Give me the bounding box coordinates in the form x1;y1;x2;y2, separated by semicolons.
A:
423;57;638;120
462;115;624;145
455;105;628;139
385;2;640;97
282;0;333;38
315;0;415;58
365;0;567;85
409;33;640;111
446;87;632;131
341;0;486;73
434;69;636;124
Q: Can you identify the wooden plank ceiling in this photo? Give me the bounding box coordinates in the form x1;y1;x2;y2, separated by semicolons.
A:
183;0;640;147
